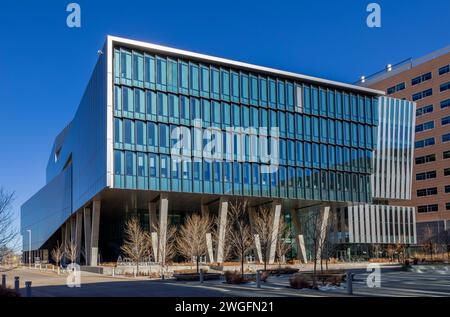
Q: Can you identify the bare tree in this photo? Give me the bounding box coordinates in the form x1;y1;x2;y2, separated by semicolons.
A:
422;225;436;261
442;229;450;261
395;237;407;263
321;213;337;272
252;207;277;271
275;217;291;268
65;240;77;264
120;217;150;276
152;221;176;277
176;213;211;273
0;189;18;257
301;209;324;287
51;241;64;274
386;244;396;262
228;200;253;275
212;214;233;263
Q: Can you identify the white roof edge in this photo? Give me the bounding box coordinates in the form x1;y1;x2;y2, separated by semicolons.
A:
107;35;385;96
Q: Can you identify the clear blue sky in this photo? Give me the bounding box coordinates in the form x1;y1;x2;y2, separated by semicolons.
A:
1;0;449;248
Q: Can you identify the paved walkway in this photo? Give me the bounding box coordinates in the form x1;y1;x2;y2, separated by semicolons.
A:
2;266;450;297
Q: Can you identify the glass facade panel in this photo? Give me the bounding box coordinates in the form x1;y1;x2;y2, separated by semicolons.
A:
111;48;377;203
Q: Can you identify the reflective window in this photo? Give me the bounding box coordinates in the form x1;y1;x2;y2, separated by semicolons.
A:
211;67;220;100
168;94;179;124
179;61;189;95
144;54;155;89
268;78;277;108
240;73;249;104
134;89;145;119
156;56;167;91
259;77;268;107
132;52;144;87
147;122;158;152
221;69;230;101
277;80;285;110
189;63;199;96
167;58;178;93
231;71;240;103
200;65;210;98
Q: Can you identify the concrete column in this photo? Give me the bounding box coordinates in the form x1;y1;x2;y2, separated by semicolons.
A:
83;207;91;265
297;235;308;263
206;233;214;263
289;208;303;262
61;224;66;248
148;202;157;233
269;202;282;264
340;207;346;243
70;216;76;243
201;205;209;217
158;193;169;264
151;232;158;262
201;204;214;263
333;209;339;244
64;221;70;248
75;211;83;263
216;197;228;263
254;234;263;263
249;207;263;263
316;206;330;263
90;200;101;266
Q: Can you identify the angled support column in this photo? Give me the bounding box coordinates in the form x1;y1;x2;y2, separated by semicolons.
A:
216;198;228;263
248;207;263;263
70;216;76;243
201;204;214;263
64;221;70;248
298;235;307;264
148;202;158;261
206;233;214;263
290;208;307;263
269;202;282;264
61;223;66;248
83;207;91;265
75;211;83;263
151;232;158;262
333;209;339;244
201;204;209;218
90;200;101;266
148;202;157;233
158;193;169;264
340;207;346;243
316;206;330;263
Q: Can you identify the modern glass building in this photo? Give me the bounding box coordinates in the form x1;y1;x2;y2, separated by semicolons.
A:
21;36;415;265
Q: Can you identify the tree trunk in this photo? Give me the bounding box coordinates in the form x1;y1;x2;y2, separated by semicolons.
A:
241;255;244;276
196;256;200;274
313;256;317;288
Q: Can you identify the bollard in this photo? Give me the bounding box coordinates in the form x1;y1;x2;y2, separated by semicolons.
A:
14;276;20;292
256;270;261;288
112;267;115;277
25;281;32;297
199;270;204;283
346;271;353;295
2;274;6;288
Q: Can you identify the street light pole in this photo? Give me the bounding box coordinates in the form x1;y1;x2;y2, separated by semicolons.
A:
27;229;31;268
